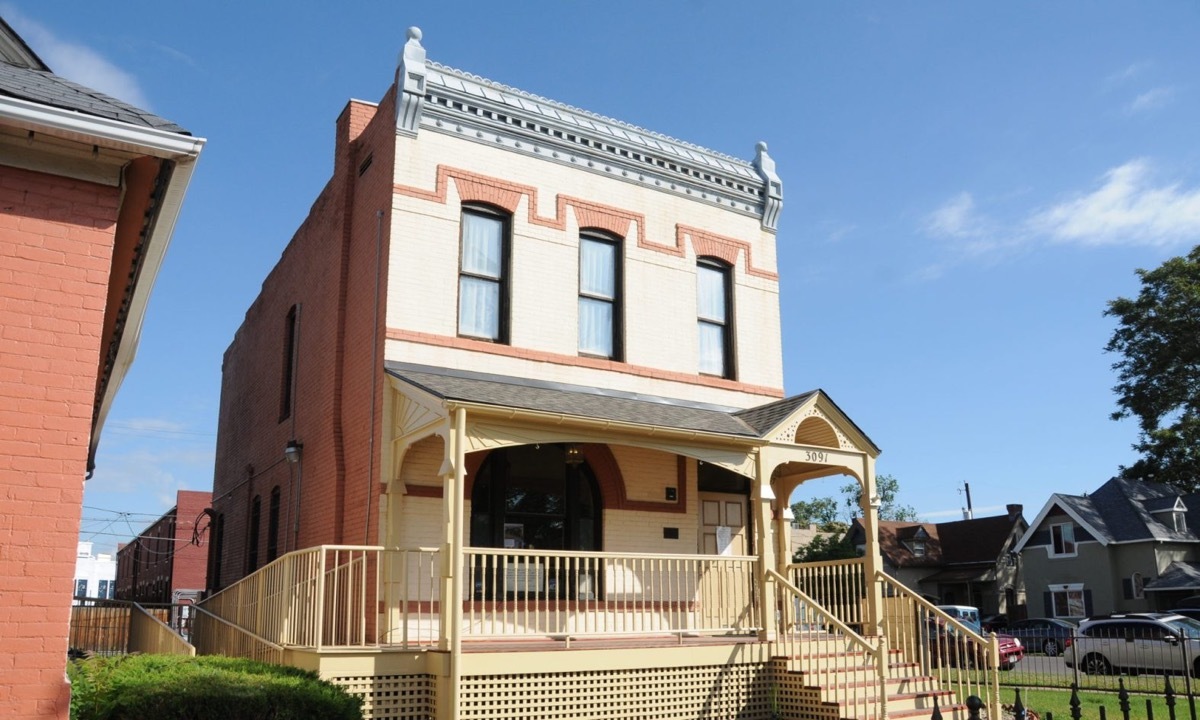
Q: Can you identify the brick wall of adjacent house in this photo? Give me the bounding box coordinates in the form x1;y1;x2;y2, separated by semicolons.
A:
210;91;396;590
0;164;121;719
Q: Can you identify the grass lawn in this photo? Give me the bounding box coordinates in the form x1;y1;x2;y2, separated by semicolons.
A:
996;686;1196;720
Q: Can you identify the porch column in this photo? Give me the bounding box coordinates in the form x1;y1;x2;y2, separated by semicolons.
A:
438;408;466;658
755;451;778;640
859;455;884;637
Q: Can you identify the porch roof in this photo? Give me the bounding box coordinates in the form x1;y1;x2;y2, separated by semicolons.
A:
1144;561;1200;592
385;362;763;437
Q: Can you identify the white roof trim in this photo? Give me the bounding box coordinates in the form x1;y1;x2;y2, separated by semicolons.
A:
1012;495;1111;553
0;94;204;159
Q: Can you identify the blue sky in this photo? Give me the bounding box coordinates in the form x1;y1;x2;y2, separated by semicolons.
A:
8;2;1200;551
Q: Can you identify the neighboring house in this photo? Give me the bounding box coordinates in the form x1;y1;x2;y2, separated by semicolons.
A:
0;17;203;719
201;27;893;719
73;542;116;602
115;490;210;605
1014;478;1200;620
848;505;1028;616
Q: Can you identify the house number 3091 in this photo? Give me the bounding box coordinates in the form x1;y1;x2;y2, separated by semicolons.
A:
804;451;828;463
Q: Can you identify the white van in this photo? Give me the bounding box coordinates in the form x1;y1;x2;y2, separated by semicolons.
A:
937;604;982;633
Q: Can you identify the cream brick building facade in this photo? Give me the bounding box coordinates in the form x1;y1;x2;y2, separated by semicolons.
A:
204;27;891;720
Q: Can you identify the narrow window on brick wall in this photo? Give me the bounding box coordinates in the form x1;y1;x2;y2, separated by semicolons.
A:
458;206;510;342
578;233;622;359
279;305;299;421
208;513;225;594
247;495;261;573
697;258;735;379
267;486;281;563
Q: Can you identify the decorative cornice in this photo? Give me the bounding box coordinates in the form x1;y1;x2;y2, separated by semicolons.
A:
393;28;783;230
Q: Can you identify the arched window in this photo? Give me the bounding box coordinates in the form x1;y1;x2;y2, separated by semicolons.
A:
470;444;602;553
697;257;735;378
458;205;511;342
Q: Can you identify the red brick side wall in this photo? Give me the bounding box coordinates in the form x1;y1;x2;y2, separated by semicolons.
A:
0;164;120;720
211;92;396;588
171;490;211;594
113;490;210;602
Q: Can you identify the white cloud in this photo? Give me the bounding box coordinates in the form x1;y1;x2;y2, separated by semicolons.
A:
926;192;982;239
1126;87;1175;115
1030;159;1200;248
1;4;151;109
1104;61;1151;89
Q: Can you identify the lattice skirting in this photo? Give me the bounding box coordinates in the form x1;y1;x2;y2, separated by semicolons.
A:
459;663;777;720
326;660;840;720
328;673;436;720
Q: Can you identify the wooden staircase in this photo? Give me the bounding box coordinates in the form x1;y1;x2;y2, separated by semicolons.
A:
774;632;968;720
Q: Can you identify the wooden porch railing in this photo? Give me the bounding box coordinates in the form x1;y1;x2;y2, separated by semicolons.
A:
197;546;760;652
768;569;886;720
788;557;867;631
129;603;195;656
876;571;1001;720
464;548;759;640
786;559;1004;720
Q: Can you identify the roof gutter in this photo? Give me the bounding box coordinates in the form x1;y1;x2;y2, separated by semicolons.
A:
0;94;205;159
90;148;203;467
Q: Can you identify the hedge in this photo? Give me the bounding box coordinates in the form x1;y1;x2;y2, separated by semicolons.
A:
68;654;363;720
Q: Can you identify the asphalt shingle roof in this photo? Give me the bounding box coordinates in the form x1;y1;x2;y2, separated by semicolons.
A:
0;30;188;134
1054;478;1200;544
385;362;762;437
732;393;816;435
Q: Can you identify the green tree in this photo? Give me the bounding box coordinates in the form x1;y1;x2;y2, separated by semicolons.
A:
792;532;861;563
789;496;841;528
839;473;918;521
1105;245;1200;491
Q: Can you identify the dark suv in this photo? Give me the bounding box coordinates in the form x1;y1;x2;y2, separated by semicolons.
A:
1066;613;1200;676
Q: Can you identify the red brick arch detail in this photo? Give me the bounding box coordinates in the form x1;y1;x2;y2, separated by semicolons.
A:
677;224;778;280
393;165;777;278
452;176;523;215
573;202;633;239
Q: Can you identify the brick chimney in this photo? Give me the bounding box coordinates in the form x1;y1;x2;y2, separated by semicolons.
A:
1006;504;1023;521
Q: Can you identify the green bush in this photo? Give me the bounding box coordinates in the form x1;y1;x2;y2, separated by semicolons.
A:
68;654;363;720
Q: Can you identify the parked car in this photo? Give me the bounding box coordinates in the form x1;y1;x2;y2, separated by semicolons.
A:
931;605;1024;670
1004;618;1077;656
1065;613;1200;676
981;613;1009;633
1169;607;1200;622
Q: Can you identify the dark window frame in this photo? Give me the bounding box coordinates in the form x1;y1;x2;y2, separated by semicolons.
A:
279;305;298;422
696;257;736;379
267;486;281;562
247;495;261;573
457;204;512;344
577;231;624;360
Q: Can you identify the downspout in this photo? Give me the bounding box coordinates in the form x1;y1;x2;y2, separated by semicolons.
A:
289;305;304;552
364;209;384;545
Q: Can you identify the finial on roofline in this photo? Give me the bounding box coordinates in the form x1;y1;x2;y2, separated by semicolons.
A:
754;141;783;232
396;26;427;136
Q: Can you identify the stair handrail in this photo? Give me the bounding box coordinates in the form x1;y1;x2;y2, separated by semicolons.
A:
874;570;1001;720
767;569;886;720
190;604;285;664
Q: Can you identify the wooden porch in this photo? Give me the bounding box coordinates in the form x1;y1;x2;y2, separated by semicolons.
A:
193;548;1007;720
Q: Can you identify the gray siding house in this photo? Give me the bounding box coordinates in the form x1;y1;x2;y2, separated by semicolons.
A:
1014;478;1200;620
